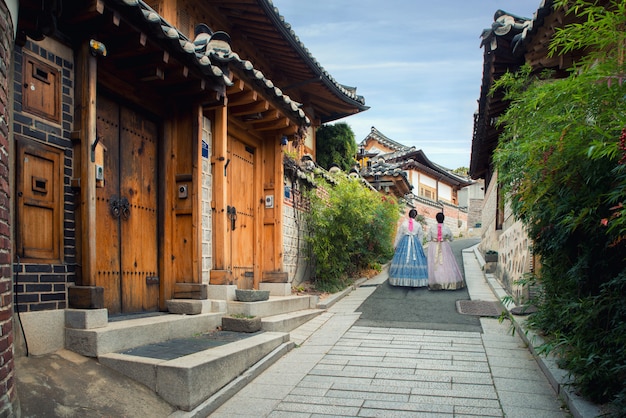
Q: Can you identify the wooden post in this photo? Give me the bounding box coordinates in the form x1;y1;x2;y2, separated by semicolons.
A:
272;136;284;272
211;105;230;275
76;41;98;285
192;104;202;283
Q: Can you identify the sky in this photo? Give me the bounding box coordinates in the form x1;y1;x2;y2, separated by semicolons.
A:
271;0;543;170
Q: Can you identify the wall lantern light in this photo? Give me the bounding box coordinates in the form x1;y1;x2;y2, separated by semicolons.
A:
89;39;107;57
280;135;289;146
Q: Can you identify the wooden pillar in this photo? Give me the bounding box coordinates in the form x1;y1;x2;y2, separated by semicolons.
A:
191;104;202;283
76;41;98;285
210;105;232;284
271;137;284;271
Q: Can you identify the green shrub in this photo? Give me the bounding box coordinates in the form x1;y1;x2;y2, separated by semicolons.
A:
305;177;399;292
492;2;626;410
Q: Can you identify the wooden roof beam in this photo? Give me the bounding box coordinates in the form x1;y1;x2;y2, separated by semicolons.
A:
228;89;258;107
250;110;280;124
253;118;290;131
229;100;270;116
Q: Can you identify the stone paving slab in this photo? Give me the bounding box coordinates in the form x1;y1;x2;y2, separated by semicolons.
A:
209;245;570;418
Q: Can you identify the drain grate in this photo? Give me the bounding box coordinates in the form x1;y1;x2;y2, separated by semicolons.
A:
456;300;503;317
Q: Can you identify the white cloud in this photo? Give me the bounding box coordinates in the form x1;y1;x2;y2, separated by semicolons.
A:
272;0;543;169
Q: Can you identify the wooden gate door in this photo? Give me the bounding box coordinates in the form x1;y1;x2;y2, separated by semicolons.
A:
227;135;256;289
95;96;159;314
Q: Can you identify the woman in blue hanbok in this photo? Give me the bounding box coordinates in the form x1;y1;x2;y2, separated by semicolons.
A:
388;209;429;287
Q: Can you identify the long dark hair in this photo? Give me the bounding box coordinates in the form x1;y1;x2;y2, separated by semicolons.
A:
409;209;418;219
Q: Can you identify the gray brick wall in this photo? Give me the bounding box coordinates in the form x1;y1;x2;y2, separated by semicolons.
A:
12;40;76;313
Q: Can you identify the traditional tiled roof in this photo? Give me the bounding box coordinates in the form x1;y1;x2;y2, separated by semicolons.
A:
360;128;471;188
262;1;366;107
107;0;310;126
213;0;369;122
470;1;581;181
360;126;411;153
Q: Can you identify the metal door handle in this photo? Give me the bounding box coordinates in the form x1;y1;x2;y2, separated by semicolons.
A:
227;205;237;230
110;196;131;220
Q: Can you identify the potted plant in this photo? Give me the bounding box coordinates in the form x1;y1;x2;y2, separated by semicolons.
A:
222;313;262;333
485;250;498;263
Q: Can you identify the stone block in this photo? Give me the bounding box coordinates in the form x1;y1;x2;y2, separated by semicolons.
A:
166;299;203;315
65;308;108;329
235;289;269;302
222;316;262;333
207;284;237;301
16;310;65;356
259;282;290;296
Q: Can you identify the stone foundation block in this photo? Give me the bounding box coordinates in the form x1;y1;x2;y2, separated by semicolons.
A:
235;289;269;302
166;299;203;315
207;285;237;301
221;316;262;333
65;308;108;329
259;282;291;297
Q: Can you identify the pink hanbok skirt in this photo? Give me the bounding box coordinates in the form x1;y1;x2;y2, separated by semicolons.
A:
427;241;465;290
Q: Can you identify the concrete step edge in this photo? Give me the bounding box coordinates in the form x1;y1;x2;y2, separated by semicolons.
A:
260;309;325;332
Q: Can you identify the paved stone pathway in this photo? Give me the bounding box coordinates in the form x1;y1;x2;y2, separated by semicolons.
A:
210;246;568;417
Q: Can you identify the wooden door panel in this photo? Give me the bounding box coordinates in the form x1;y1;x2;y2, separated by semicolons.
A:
120;107;158;312
95;96;122;313
16;139;62;261
228;136;255;289
95;95;159;314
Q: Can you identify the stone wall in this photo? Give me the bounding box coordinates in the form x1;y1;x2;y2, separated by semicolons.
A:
478;171;501;253
478;171;533;301
282;182;311;288
497;219;533;302
0;0;18;414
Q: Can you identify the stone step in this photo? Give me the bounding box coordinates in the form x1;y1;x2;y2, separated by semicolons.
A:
227;294;317;318
66;312;224;357
261;308;325;332
98;331;292;412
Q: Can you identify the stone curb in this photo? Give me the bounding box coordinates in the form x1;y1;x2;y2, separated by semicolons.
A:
471;245;602;418
315;277;368;310
171;341;296;418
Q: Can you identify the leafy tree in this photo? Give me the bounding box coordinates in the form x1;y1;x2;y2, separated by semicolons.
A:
452;166;469;176
492;1;626;413
305;177;399;292
315;122;358;171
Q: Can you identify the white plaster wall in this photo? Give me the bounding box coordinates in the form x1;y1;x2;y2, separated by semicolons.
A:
201;117;212;283
438;182;452;201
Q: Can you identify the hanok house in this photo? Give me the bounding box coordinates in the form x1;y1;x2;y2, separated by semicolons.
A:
10;0;366;364
471;2;582;297
359;126;474;236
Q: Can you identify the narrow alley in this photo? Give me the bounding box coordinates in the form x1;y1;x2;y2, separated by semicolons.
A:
208;242;570;418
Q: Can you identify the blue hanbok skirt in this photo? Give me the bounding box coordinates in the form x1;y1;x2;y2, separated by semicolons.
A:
388;235;429;287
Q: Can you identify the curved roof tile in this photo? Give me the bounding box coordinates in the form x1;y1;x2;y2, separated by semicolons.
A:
108;0;310;126
262;0;367;107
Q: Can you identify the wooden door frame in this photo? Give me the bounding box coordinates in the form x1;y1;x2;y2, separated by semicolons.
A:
75;42;166;311
210;112;266;288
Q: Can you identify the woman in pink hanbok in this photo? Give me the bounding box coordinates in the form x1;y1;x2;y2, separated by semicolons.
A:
427;212;465;290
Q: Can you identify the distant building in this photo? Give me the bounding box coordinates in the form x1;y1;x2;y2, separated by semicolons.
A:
358;127;479;236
